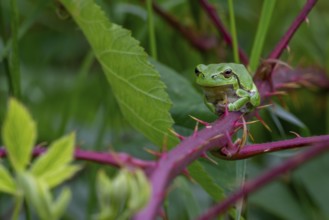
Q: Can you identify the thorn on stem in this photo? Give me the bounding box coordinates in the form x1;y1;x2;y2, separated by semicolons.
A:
169;129;185;141
193;121;199;137
144;148;163;157
286;45;291;54
289;131;302;138
255;112;272;132
278;82;301;89
256;104;273;110
238;116;248;151
182;168;194;182
208;133;224;142
189;115;212;128
225;131;235;150
265;91;288;97
221;147;233;158
201;152;218;165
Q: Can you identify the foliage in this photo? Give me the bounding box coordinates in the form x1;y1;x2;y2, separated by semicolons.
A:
95;169;150;220
0;0;328;219
1;98;79;219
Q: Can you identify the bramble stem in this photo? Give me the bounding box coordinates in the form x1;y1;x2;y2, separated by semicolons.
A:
197;142;329;219
268;0;318;59
146;0;157;59
0;147;155;172
199;0;249;65
220;135;329;160
150;2;217;51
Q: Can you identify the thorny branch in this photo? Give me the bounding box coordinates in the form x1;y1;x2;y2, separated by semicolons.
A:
268;0;318;59
0;1;325;220
0;147;155;173
199;0;249;65
135;0;325;219
197;142;329;220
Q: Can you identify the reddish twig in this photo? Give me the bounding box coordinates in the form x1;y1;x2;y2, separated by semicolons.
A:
0;147;156;172
151;3;217;51
268;0;318;59
134;113;240;220
199;0;249;65
196;142;329;219
219;135;329;159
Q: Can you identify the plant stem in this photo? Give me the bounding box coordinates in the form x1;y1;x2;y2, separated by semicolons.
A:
227;0;239;63
199;0;249;65
150;2;217;51
12;194;23;220
9;0;21;99
196;142;329;219
249;0;275;72
268;0;318;59
0;147;156;171
57;51;94;136
219;135;329;160
146;0;157;60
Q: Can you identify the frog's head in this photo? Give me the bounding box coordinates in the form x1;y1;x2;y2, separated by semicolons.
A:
195;63;240;87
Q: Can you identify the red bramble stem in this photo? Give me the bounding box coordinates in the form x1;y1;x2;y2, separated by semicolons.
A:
199;0;249;65
0;147;156;173
197;142;329;219
220;135;329;160
268;0;318;59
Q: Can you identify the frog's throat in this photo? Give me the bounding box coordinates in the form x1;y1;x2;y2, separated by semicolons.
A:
202;85;237;105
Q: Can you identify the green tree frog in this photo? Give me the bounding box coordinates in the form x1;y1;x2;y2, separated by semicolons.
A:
195;63;260;114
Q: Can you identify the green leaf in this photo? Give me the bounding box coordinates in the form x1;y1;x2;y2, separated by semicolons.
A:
59;0;178;147
96;170;113;210
38;165;80;189
235;160;247;220
152;60;216;128
249;0;276;72
271;104;306;128
176;177;201;219
294;153;329;218
0;164;16;194
51;187;71;220
9;0;22;98
18;172;71;220
30;132;79;188
31;132;75;177
2;98;37;172
188;161;225;201
249;182;307;220
18;173;53;220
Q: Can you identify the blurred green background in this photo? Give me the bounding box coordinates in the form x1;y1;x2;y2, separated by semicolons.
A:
1;0;329;219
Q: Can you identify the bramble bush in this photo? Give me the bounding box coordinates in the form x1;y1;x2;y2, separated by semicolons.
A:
1;0;329;219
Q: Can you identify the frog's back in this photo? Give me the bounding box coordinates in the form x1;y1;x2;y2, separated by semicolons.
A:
228;63;254;90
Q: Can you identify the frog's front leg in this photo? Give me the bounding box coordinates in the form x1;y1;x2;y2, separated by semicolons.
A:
204;96;216;113
228;89;251;111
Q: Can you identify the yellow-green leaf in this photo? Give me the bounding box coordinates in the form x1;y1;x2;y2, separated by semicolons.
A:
31;133;75;177
2;98;37;171
0;164;16;194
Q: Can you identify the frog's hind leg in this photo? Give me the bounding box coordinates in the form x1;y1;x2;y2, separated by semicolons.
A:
228;96;249;111
250;91;260;107
250;84;260;107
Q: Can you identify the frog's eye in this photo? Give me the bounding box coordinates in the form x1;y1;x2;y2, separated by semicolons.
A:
195;68;201;76
222;68;233;78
